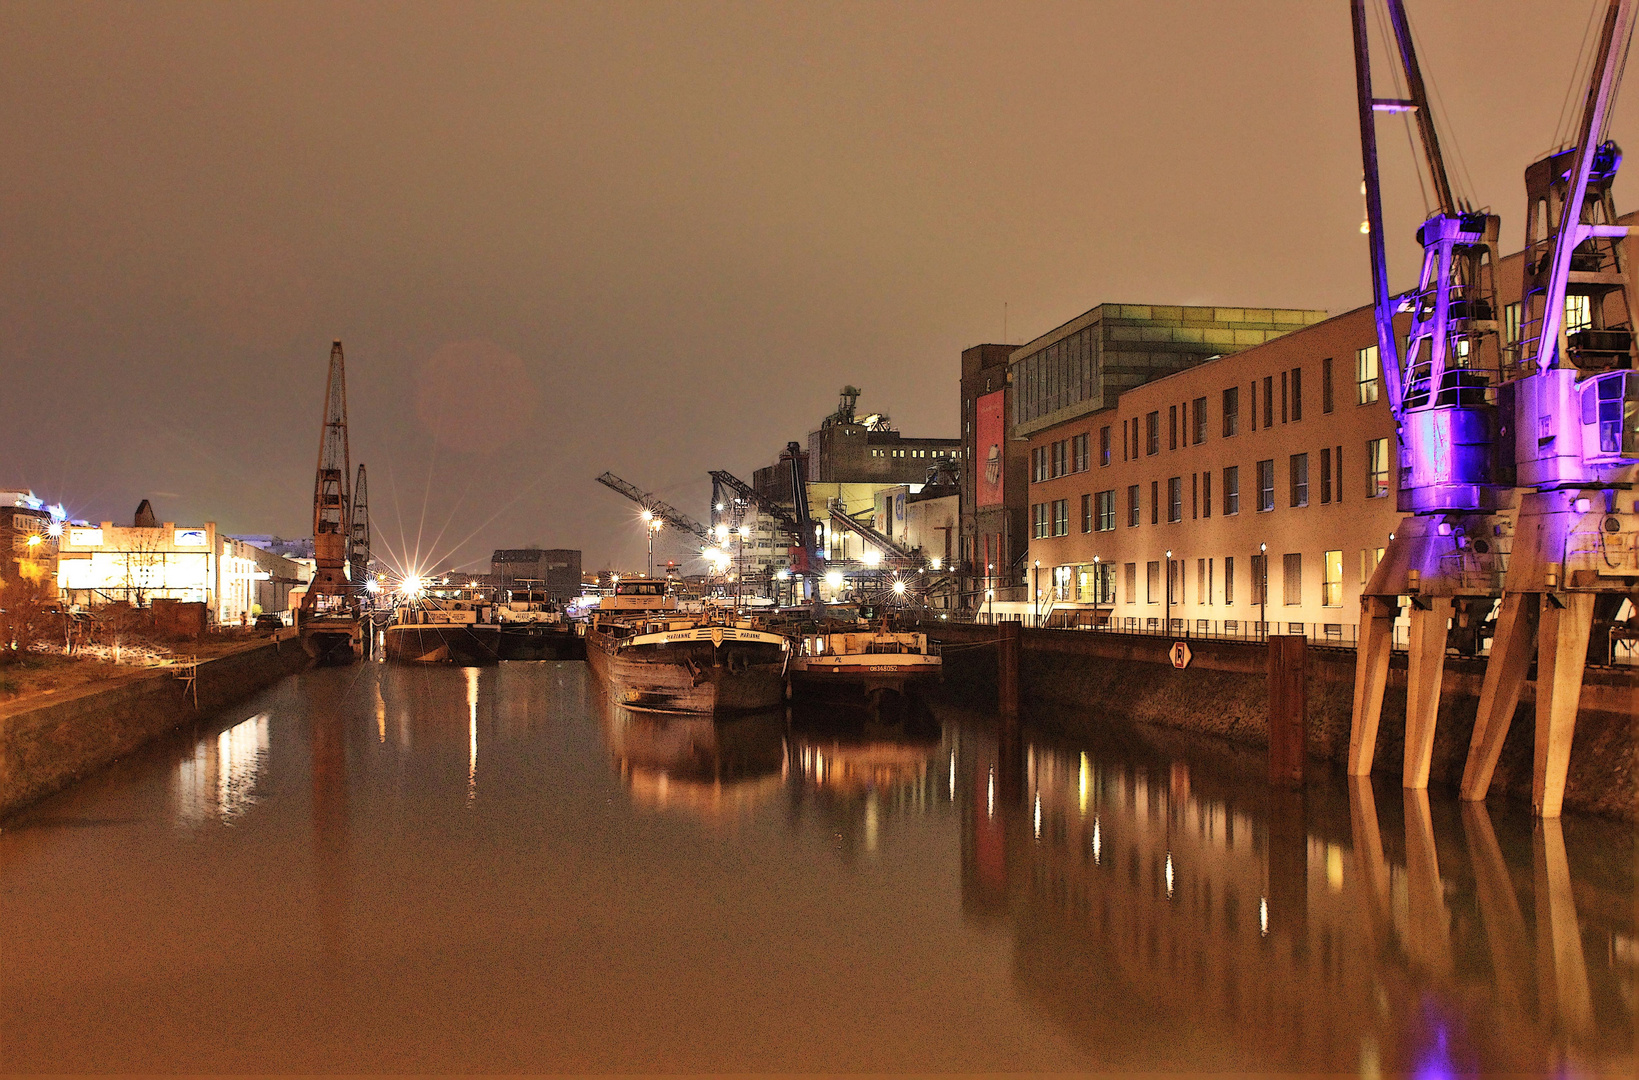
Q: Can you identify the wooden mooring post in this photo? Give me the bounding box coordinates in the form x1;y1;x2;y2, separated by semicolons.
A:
997;619;1021;722
1268;634;1306;786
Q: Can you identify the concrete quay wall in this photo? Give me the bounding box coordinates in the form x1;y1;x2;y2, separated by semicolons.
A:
0;636;310;821
923;623;1637;822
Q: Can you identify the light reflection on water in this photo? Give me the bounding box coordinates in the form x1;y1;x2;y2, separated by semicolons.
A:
173;712;268;825
3;663;1633;1074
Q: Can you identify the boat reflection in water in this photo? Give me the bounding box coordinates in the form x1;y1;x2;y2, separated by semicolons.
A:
594;685;786;822
784;703;952;858
960;719;1635;1075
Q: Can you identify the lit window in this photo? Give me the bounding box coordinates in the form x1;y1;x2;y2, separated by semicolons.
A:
1366;438;1391;498
1356;346;1380;405
1323;549;1342;607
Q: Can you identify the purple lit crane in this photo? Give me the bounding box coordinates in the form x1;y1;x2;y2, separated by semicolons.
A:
1346;0;1514;792
1462;0;1639;817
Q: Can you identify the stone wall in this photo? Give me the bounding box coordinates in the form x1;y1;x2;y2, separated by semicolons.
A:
0;636;310;820
926;623;1637;822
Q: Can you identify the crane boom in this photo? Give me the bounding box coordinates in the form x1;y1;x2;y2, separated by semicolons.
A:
707;470;805;547
595;472;713;546
349;463;370;588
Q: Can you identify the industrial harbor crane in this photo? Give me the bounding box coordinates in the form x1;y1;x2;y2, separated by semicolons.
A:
349;463;371;593
1346;0;1513;792
299;340;364;662
594;472;714;547
1461;0;1639;817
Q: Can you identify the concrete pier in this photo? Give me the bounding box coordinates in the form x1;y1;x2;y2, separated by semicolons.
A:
0;636;310;820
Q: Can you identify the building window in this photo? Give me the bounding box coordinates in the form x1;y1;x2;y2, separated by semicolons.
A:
1250;553;1266;606
1202;471;1212;518
1146;411;1160;455
1051;440;1065;478
1095;490;1116;532
1322;357;1334;414
1127;484;1141;527
1197;558;1207;602
1223;466;1239;515
1224;556;1235;604
1169;405;1178;450
1073;432;1090;472
1282;552;1302;606
1503;302;1522;355
1566;294;1593;334
1192;396;1207;444
1360;546;1384;584
1150;480;1159;525
1333;445;1343;502
1032;503;1049;538
1146;561;1161;604
1031;447;1047;483
1291;367;1302;422
1366;438;1390;498
1093;563;1116;604
1357;345;1380;405
1052;499;1069;536
1323;549;1343;607
1167;477;1182;523
1081;493;1093;533
1256;459;1275;512
1281;370;1289;423
1125;562;1137;604
1289;453;1309;507
1263;375;1274;426
1099;426;1111;466
1222;386;1239;437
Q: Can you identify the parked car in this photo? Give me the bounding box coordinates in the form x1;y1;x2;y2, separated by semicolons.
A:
254;612;286;631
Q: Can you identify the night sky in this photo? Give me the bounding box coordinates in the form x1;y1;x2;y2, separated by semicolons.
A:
3;1;1632;573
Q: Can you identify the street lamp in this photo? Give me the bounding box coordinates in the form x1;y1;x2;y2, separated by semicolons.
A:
1259;542;1268;640
1033;559;1041;626
1165;549;1173;637
641;509;659;578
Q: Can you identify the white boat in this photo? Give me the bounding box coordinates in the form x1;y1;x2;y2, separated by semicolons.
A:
788;627;941;706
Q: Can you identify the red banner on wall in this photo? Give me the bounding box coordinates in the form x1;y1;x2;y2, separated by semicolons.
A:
976;390;1005;508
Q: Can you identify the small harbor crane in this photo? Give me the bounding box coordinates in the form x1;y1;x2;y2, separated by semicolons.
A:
1346;0;1513;792
1461;0;1639;816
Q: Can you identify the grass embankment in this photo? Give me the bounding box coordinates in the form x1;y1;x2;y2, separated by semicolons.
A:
0;632;273;707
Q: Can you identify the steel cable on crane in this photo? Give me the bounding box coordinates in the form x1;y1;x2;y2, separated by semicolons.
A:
1405;8;1479;210
1553;1;1604;151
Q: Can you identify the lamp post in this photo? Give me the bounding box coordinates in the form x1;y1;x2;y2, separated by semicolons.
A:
1259;542;1268;640
1033;559;1041;627
1165;549;1173;637
641;509;658;578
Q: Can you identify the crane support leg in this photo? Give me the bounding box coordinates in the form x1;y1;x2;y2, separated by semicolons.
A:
1402;596;1453;789
1347;595;1398;776
1460;592;1540;800
1533;592;1595;818
1533;817;1594;1034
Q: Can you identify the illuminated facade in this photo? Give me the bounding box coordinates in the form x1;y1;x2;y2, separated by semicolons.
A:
56;520;308;624
1021;227;1639;635
0;490;64;600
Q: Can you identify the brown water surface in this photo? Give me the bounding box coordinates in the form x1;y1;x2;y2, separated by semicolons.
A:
1;661;1633;1073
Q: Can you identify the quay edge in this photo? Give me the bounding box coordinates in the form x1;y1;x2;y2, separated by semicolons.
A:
0;635;311;822
921;621;1638;823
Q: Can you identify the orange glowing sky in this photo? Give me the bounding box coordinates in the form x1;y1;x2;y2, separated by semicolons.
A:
3;1;1633;569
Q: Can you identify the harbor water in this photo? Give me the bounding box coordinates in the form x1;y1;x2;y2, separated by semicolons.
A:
1;660;1633;1073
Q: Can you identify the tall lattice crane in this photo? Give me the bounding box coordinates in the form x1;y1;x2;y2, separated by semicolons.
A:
304;341;352;611
1462;0;1639;817
349;463;371;590
1346;0;1513;796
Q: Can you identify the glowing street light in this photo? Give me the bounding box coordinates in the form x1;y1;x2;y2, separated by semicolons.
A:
824;569;844;590
891;580;907;596
401;575;425;598
861;548;882;568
